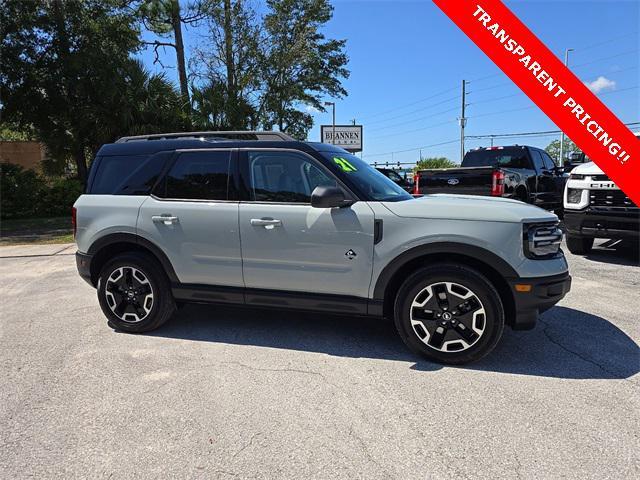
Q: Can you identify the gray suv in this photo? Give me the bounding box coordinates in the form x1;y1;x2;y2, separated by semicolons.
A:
74;131;571;364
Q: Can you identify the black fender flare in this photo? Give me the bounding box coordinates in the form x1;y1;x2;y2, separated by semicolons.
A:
372;242;519;300
87;232;179;283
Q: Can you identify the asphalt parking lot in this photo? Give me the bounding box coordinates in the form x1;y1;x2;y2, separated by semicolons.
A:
1;240;638;479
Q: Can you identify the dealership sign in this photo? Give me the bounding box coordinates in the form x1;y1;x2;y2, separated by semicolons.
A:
321;125;363;152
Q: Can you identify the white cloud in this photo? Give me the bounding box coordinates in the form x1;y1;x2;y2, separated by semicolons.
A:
305;105;321;114
584;76;616;94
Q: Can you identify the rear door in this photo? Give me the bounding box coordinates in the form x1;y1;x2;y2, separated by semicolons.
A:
137;149;243;287
238;149;375;300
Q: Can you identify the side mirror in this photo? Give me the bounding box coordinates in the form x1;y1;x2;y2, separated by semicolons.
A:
311;186;349;208
555;166;565;174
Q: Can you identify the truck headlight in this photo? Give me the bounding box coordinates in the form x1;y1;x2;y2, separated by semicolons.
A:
566;188;583;204
523;223;563;259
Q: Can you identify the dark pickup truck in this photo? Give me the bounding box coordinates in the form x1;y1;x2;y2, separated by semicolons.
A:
414;146;567;211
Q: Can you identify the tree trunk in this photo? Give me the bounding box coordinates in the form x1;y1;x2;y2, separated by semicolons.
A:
223;0;237;128
74;147;88;186
171;3;191;128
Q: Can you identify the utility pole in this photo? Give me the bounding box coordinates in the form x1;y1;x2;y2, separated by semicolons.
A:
459;80;467;163
559;49;574;164
325;101;336;144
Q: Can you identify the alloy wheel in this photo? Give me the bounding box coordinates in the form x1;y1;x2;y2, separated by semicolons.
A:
105;266;154;323
409;281;486;352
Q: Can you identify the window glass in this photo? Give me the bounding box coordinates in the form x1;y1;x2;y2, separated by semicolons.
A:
90;155;148;194
160;151;230;200
320;152;412;202
541;151;557;169
116;153;168;195
462;148;529;169
531;150;546;172
249;151;336;203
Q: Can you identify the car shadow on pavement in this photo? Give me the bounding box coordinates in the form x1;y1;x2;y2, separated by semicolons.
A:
584;239;639;266
148;305;639;380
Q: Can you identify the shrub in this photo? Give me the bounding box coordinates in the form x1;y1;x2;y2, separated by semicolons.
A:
0;162;46;219
0;162;82;219
40;177;83;217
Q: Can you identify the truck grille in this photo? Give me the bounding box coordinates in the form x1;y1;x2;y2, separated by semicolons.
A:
589;190;638;210
590;174;609;181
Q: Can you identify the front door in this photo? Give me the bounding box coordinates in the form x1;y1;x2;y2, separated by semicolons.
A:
238;149;375;300
137;149;243;287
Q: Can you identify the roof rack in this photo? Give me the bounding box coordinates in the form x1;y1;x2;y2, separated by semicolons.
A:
115;131;295;143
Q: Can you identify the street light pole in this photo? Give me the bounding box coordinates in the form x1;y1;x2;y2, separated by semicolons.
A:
324;101;336;144
559;48;574;164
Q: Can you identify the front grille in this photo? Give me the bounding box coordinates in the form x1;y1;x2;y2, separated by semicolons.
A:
589;190;638;210
590;174;610;181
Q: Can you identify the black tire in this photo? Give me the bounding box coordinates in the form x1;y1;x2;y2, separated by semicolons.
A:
393;264;505;365
97;252;176;333
566;234;594;255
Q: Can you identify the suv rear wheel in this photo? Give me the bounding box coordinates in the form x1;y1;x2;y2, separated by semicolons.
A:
97;252;176;333
394;264;504;365
566;233;594;255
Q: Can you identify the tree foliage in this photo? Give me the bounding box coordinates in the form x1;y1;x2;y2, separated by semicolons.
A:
415;157;458;171
1;0;187;183
545;138;579;162
189;0;349;138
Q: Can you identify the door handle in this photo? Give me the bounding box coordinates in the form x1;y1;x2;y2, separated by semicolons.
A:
250;218;282;228
152;215;179;225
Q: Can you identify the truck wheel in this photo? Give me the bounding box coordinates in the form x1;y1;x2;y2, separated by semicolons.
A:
566;234;594;255
97;252;176;333
394;264;504;365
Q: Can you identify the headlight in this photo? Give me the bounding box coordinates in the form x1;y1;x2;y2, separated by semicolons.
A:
523;223;563;259
566;188;583;204
569;173;586;180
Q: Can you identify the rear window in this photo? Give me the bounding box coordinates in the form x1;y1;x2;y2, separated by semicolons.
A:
462;148;529;169
90;155;149;194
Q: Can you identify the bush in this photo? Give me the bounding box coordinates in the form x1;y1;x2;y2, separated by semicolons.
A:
0;162;82;219
40;177;83;217
1;162;46;219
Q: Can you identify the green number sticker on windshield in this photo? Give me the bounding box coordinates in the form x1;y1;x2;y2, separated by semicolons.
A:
333;157;357;172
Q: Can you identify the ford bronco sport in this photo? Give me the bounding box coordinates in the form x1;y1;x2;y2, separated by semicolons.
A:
74;131;571;364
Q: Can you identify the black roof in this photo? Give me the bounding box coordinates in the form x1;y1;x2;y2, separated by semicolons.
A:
97;137;348;157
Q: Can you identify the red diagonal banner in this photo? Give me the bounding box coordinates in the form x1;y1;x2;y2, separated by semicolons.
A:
433;0;640;206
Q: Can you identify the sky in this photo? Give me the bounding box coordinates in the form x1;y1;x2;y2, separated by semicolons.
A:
139;0;640;166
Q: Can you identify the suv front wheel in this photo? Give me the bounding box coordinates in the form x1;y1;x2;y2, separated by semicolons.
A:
97;252;176;333
394;264;504;365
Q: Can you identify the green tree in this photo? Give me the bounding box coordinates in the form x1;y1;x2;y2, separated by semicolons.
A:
260;0;349;138
190;0;262;129
545;138;579;163
415;157;458;171
0;0;140;182
137;0;211;125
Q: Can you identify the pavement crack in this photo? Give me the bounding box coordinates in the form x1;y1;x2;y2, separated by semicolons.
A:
222;361;328;381
539;318;637;387
232;432;262;459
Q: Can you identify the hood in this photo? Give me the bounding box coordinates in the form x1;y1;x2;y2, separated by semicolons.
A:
382;194;557;223
571;161;603;175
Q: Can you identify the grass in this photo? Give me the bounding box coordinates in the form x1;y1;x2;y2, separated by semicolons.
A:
0;216;74;245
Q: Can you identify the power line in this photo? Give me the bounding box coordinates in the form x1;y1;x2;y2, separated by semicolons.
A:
467;121;640;140
365;95;460;127
358;86;458;121
364;139;459;158
369;106;459;132
373;119;458;139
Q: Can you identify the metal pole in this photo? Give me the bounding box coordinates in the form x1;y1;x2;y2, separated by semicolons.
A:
332;104;336;145
460;80;467;162
559;49;573;163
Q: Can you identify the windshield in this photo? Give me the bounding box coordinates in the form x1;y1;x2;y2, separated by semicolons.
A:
321;152;412;202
